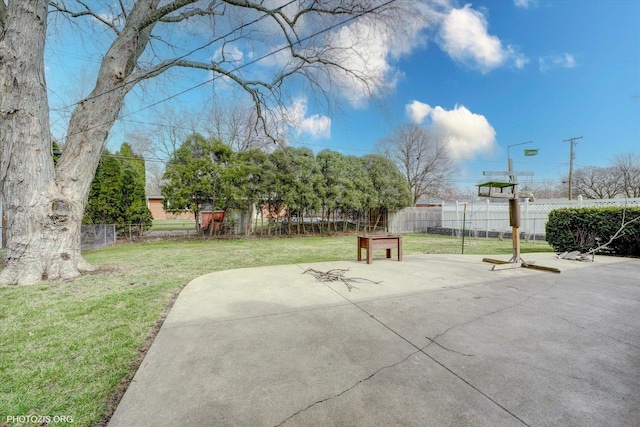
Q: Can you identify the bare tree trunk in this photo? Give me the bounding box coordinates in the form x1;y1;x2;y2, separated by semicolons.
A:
0;1;91;285
0;1;155;285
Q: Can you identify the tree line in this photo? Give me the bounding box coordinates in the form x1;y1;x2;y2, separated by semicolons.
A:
82;143;153;230
529;153;640;200
570;153;640;199
161;133;412;235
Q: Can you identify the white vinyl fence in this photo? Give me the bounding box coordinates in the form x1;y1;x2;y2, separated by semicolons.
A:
389;197;640;240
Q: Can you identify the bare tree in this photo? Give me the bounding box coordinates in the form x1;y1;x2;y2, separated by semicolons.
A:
572;166;622;199
0;0;423;285
203;101;276;152
376;123;455;205
611;153;640;198
528;180;566;200
126;106;199;162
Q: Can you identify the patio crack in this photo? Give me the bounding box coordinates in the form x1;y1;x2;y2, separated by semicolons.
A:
298;279;546;427
559;316;640;350
508;360;589;383
422;281;558;358
274;348;423;426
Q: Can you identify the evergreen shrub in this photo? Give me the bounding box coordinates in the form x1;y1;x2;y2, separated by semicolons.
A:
546;207;640;256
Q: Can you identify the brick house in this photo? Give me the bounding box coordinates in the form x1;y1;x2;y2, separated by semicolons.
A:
146;196;192;220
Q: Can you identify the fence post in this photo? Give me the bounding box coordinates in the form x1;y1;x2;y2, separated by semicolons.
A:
455;201;460;236
485;199;490;238
462;203;467;253
524;198;529;237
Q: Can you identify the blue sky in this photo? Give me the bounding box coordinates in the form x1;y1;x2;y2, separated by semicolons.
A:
309;0;640;188
45;0;640;191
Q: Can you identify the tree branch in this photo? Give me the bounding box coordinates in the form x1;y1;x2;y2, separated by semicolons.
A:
49;0;121;35
135;0;201;31
584;210;640;256
159;1;221;23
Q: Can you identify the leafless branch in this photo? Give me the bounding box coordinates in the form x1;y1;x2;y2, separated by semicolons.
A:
302;268;382;292
584;210;640;256
49;1;122;35
159;1;221;23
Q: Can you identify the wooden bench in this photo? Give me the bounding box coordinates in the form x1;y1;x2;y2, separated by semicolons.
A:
357;235;402;264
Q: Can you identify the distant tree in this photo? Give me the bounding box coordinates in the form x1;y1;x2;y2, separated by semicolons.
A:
572;166;622;199
52;141;62;165
259;151;286;235
376;124;455;205
83;144;152;228
161;134;215;234
234;148;273;234
84;152;124;225
362;154;412;230
612;153;640;198
117;143;153;228
161;133;237;234
343;156;376;232
316;150;348;231
528;180;566;200
269;147;320;234
205;102;276;153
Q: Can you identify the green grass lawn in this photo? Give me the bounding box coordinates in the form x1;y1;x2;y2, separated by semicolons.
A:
0;234;552;426
149;219;196;232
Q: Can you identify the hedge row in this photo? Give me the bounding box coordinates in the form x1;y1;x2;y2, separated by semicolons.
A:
545;207;640;256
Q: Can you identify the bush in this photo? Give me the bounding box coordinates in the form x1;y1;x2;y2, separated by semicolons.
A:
546;207;640;256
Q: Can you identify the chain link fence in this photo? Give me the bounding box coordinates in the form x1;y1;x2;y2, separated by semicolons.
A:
81;224;117;250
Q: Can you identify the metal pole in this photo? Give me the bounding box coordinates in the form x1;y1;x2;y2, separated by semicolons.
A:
461;203;467;254
507;141;532;183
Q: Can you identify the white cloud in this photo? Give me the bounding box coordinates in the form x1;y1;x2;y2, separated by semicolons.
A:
514;0;538;9
234;3;445;108
539;53;577;72
300;115;331;139
406;100;432;124
213;45;246;63
96;13;125;30
310;2;441;107
405;101;497;159
283;98;331;140
437;4;528;73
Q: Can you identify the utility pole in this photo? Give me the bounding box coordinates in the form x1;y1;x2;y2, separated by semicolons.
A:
563;136;583;200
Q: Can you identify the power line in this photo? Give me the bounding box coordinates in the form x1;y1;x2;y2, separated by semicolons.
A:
54;0;397;143
50;0;297;112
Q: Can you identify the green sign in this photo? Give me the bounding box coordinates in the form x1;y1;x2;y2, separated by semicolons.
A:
524;149;539;156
